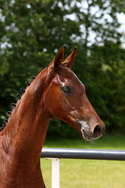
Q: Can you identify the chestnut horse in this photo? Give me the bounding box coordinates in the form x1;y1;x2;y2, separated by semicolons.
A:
0;46;105;188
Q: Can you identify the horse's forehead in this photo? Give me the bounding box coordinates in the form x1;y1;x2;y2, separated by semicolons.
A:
56;67;74;79
56;67;82;85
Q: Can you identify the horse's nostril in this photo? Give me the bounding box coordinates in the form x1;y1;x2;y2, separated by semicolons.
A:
93;125;102;137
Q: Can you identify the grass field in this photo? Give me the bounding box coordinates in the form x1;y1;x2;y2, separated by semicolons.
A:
41;134;125;188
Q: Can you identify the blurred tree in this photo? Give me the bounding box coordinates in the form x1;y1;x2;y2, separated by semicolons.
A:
69;0;124;50
0;0;81;126
88;41;125;132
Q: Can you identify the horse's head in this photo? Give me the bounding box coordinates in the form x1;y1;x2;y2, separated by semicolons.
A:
43;46;105;141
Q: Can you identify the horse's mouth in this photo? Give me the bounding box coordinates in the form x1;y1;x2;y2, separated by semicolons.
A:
77;120;94;141
81;128;103;141
81;129;94;141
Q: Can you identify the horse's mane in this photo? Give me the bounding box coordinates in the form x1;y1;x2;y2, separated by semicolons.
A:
0;67;48;132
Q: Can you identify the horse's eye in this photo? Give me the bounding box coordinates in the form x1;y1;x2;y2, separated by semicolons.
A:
61;85;72;95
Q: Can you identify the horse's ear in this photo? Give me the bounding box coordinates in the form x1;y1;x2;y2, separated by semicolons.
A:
53;45;65;68
62;47;77;68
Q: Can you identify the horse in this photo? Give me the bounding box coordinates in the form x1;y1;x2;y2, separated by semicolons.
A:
0;46;105;188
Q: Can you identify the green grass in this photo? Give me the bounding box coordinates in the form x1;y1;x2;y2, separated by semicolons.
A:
41;134;125;188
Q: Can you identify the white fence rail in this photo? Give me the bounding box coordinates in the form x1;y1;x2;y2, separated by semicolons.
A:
41;148;125;188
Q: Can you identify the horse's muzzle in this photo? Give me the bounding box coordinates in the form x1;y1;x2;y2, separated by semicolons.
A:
81;122;105;141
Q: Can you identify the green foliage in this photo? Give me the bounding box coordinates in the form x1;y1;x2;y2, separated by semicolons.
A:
0;0;80;124
0;0;125;135
89;41;125;132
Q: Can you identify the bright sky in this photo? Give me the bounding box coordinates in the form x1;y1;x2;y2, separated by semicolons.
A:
117;13;125;47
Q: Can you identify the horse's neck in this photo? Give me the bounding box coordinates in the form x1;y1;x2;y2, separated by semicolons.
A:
1;69;51;160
